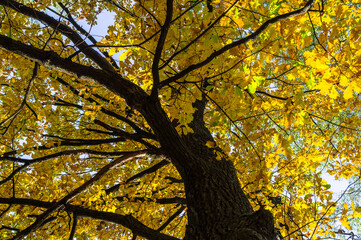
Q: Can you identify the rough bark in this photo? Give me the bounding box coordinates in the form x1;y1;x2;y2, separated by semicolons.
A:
139;99;277;239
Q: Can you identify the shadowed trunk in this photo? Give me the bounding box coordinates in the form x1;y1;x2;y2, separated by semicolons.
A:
183;159;276;240
140;99;277;240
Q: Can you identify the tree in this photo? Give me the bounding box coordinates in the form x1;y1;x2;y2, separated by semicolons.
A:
0;0;361;239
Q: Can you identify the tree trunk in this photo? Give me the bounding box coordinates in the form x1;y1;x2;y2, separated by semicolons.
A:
182;158;276;240
140;100;277;240
179;131;276;239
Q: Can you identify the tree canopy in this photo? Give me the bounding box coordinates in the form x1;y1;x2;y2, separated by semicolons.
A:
1;0;361;239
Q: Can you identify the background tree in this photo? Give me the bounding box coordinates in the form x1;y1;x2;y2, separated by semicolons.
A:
0;0;361;239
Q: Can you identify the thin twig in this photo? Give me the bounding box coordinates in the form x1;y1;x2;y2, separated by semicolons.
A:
0;63;38;135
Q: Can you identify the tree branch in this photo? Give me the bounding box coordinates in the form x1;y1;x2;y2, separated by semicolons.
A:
157;206;186;231
57;2;119;70
137;0;162;27
9;151;147;240
47;78;154;137
0;163;29;186
0;34;150;110
0;197;180;240
116;196;186;205
0;63;38;135
0;149;146;163
68;214;77;240
1;0;116;73
126;159;170;183
94;119;157;148
308;113;339;153
198;86;263;161
307;112;358;131
105;159;169;194
159;0;240;70
160;0;315;87
150;0;173;99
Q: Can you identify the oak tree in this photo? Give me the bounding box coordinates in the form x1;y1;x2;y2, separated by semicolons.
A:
0;0;361;239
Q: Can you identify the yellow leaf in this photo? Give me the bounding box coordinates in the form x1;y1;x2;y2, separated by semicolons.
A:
317;80;332;95
340;217;352;230
342;203;348;215
273;133;279;146
119;49;132;61
329;86;338;99
206;141;215;148
304;51;329;72
108;48;116;56
344;85;353;100
339;75;349;87
234;18;244;28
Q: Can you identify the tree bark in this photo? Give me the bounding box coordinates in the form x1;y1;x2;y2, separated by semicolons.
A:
182;158;276;240
139;100;276;240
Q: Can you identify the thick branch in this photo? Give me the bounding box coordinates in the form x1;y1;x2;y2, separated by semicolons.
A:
0;34;149;110
150;0;173;99
160;0;315;87
68;214;78;240
2;137;128;158
70;205;180;240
